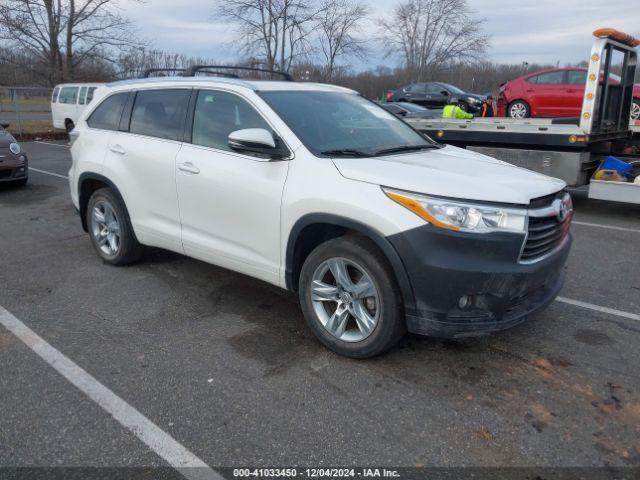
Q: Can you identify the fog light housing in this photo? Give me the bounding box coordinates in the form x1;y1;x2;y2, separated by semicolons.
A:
18;155;26;164
458;295;473;310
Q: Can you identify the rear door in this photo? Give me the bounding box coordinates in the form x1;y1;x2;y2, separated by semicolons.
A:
526;71;566;117
102;88;191;252
175;89;289;284
56;86;80;127
564;69;588;117
402;84;427;105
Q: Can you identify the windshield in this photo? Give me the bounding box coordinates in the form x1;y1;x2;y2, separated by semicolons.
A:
441;83;466;95
259;91;436;156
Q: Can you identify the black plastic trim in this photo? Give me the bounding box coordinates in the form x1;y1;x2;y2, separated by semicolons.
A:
77;172;128;233
285;213;416;314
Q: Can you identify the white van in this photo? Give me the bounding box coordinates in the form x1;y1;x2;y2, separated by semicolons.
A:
51;83;104;132
68;73;572;358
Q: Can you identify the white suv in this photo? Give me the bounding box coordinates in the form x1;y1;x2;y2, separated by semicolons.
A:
68;74;572;358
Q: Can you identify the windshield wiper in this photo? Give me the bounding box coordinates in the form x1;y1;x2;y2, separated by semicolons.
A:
320;149;371;157
373;145;439;156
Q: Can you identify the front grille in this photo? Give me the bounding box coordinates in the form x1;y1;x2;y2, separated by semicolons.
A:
521;193;572;263
0;169;12;179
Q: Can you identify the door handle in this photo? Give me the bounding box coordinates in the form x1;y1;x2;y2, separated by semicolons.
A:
177;162;200;174
109;144;126;155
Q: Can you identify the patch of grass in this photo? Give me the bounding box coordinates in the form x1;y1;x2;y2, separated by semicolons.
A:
6;120;54;136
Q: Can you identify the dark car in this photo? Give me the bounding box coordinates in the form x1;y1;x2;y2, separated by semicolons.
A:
0;122;28;187
387;82;485;113
381;102;442;119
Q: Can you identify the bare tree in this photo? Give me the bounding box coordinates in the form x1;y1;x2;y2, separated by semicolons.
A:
0;0;142;85
315;0;368;80
215;0;318;73
379;0;489;81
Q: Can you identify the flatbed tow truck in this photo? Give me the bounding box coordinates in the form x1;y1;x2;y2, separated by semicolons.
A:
405;28;640;204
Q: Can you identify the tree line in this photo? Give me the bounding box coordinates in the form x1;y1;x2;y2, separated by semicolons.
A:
0;0;608;97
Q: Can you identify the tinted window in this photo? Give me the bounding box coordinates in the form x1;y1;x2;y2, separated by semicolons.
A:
567;70;588;85
532;71;565;85
129;89;190;141
87;93;128;131
59;87;79;104
192;90;272;151
383;104;403;114
78;86;88;105
51;87;60;103
406;84;426;93
87;87;97;104
425;84;445;94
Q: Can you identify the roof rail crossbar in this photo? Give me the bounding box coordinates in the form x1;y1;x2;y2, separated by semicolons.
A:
185;65;293;81
141;68;186;78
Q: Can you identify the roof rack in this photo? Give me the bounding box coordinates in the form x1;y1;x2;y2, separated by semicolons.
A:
184;65;294;81
141;68;186;78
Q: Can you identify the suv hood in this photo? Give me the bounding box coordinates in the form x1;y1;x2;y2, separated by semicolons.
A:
331;145;566;205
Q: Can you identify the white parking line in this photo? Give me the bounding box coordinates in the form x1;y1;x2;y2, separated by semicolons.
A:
556;296;640;322
572;221;640;234
0;306;223;480
34;141;69;148
29;167;68;179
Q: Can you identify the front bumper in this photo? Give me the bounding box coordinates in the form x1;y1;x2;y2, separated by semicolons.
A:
0;154;28;182
388;225;571;338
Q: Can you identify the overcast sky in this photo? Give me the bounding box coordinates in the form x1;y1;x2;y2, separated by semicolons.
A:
123;0;640;68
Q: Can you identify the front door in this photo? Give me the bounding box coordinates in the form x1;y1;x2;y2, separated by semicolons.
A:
175;89;289;284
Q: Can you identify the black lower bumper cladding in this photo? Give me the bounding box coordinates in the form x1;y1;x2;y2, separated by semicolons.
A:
387;223;571;338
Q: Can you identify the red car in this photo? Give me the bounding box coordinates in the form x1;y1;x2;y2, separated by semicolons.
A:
497;67;640;122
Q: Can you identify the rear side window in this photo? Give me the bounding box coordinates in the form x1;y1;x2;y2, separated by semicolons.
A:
87;93;128;131
407;84;426;93
532;71;565;85
86;87;97;104
78;86;88;105
567;70;588;85
192;90;272;152
51;87;60;103
59;87;79;104
129;89;190;141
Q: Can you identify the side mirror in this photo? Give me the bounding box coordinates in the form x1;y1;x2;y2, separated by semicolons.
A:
441;91;449;96
0;122;9;129
397;110;407;117
228;128;276;155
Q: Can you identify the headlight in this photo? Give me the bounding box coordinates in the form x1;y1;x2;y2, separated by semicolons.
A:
468;97;481;104
9;142;21;155
384;188;527;233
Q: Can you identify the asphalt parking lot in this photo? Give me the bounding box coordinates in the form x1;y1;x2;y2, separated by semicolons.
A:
1;141;640;476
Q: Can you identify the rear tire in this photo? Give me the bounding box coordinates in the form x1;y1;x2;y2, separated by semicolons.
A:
86;188;143;265
299;236;405;358
631;99;640;123
508;100;530;119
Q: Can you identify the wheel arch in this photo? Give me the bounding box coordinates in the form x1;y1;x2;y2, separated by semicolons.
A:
78;172;127;232
285;213;416;314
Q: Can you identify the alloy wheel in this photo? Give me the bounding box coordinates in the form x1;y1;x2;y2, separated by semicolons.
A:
509;102;528;119
90;200;121;256
310;257;380;342
631;102;640;122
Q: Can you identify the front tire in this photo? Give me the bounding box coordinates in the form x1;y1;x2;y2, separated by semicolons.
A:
86;188;143;265
299;236;405;358
508;100;531;119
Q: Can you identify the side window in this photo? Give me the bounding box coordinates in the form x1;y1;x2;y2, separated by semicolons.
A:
407;84;426;93
87;93;129;131
51;87;60;103
533;71;565;85
384;105;402;114
426;84;445;94
78;86;88;105
192;90;273;152
129;89;190;141
59;87;79;104
526;75;538;84
567;70;588;85
86;87;97;104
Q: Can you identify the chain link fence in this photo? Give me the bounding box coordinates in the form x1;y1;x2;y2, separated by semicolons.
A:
0;87;54;139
